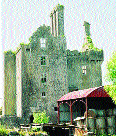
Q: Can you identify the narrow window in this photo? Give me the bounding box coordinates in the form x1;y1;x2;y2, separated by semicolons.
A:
41;56;46;65
40;38;46;48
26;48;30;52
54;107;58;111
82;66;86;75
42;92;46;97
41;74;46;83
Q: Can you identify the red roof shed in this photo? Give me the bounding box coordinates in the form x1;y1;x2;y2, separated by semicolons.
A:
57;86;115;124
58;86;110;102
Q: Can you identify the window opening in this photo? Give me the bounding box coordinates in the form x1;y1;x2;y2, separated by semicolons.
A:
40;38;46;48
42;92;46;97
82;66;86;75
41;56;46;65
26;48;30;51
54;107;58;111
41;73;46;83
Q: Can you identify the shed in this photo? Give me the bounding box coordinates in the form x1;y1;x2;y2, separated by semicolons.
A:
57;86;115;124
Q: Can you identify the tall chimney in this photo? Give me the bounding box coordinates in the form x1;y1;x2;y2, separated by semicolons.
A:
50;4;64;37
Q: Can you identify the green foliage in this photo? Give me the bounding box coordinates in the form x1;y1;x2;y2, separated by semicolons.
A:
4;50;16;55
0;125;48;136
57;4;64;10
0;107;2;115
88;43;94;49
16;42;28;52
32;127;40;132
104;85;116;104
20;42;29;47
18;130;27;136
105;51;116;104
20;42;26;46
82;43;87;48
106;51;116;84
94;129;113;136
0;125;10;135
16;46;21;52
50;4;64;16
82;36;102;51
87;36;92;43
29;25;51;42
33;110;49;124
28;130;48;136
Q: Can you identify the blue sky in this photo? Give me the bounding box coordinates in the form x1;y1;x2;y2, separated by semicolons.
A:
0;0;116;106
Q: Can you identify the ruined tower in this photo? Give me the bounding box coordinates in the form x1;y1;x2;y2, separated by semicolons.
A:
67;21;103;91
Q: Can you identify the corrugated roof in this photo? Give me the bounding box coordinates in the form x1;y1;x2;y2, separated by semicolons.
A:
58;86;110;102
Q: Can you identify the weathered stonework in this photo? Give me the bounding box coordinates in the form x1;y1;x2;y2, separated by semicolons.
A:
67;50;103;91
3;4;103;125
16;48;22;117
4;51;16;116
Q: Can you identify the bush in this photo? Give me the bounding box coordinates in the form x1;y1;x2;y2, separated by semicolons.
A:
0;125;10;135
32;127;40;132
104;85;116;104
18;130;27;136
8;131;20;136
0;107;2;115
33;110;49;124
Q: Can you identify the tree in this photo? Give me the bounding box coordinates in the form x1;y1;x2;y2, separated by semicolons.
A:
104;85;116;104
33;110;49;124
106;51;116;84
105;51;116;103
0;107;2;115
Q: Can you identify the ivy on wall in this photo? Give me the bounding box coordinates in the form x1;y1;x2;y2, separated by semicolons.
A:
4;50;16;55
29;25;51;42
66;49;103;62
57;4;64;10
50;4;64;16
83;36;102;51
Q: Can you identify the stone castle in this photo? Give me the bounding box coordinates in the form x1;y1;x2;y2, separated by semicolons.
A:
3;4;103;124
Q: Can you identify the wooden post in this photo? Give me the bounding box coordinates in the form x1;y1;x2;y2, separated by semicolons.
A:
86;97;88;130
86;97;88;116
70;100;73;124
57;102;60;124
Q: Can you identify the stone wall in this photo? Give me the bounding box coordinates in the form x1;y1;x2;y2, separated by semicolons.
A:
16;48;22;117
16;26;68;124
1;116;20;128
67;50;103;90
4;51;16;116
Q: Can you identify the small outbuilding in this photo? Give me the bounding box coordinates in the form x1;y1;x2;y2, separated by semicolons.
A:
57;86;116;124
